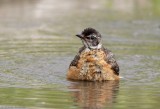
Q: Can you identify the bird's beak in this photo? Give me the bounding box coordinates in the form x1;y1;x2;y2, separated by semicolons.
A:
76;34;83;39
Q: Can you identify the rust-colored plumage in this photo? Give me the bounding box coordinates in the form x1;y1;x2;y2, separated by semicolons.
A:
67;28;119;81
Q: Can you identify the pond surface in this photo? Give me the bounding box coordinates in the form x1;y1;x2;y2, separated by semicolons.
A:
0;0;160;109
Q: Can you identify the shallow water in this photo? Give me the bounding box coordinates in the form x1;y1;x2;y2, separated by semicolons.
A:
0;0;160;109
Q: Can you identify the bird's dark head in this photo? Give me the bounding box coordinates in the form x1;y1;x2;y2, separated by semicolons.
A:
76;28;102;49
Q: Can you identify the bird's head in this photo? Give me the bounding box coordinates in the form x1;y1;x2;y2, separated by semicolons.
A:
76;28;102;49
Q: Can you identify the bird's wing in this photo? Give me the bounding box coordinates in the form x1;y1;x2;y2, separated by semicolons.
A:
69;46;85;67
102;47;119;75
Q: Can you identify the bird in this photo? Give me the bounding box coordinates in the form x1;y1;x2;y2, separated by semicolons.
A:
67;28;119;81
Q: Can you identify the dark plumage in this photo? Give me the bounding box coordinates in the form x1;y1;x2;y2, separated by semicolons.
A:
82;28;101;37
67;28;120;81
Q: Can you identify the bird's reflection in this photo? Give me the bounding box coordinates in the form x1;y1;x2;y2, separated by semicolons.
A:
68;81;119;109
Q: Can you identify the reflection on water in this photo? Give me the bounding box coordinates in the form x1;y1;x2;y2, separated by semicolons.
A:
0;81;119;109
0;0;160;109
68;81;119;109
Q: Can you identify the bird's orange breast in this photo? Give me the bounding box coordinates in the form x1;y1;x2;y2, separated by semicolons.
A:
67;49;119;81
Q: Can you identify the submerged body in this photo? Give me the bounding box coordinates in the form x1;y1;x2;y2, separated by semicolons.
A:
67;28;119;81
67;48;119;81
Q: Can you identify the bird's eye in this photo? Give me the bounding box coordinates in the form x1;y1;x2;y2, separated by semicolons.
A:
86;35;96;40
90;35;96;40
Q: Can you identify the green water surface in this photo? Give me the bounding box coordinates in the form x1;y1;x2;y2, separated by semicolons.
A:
0;0;160;109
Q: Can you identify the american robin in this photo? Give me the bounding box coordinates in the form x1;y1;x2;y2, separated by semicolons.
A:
67;28;119;81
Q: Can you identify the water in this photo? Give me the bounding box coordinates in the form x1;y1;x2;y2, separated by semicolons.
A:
0;0;160;109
